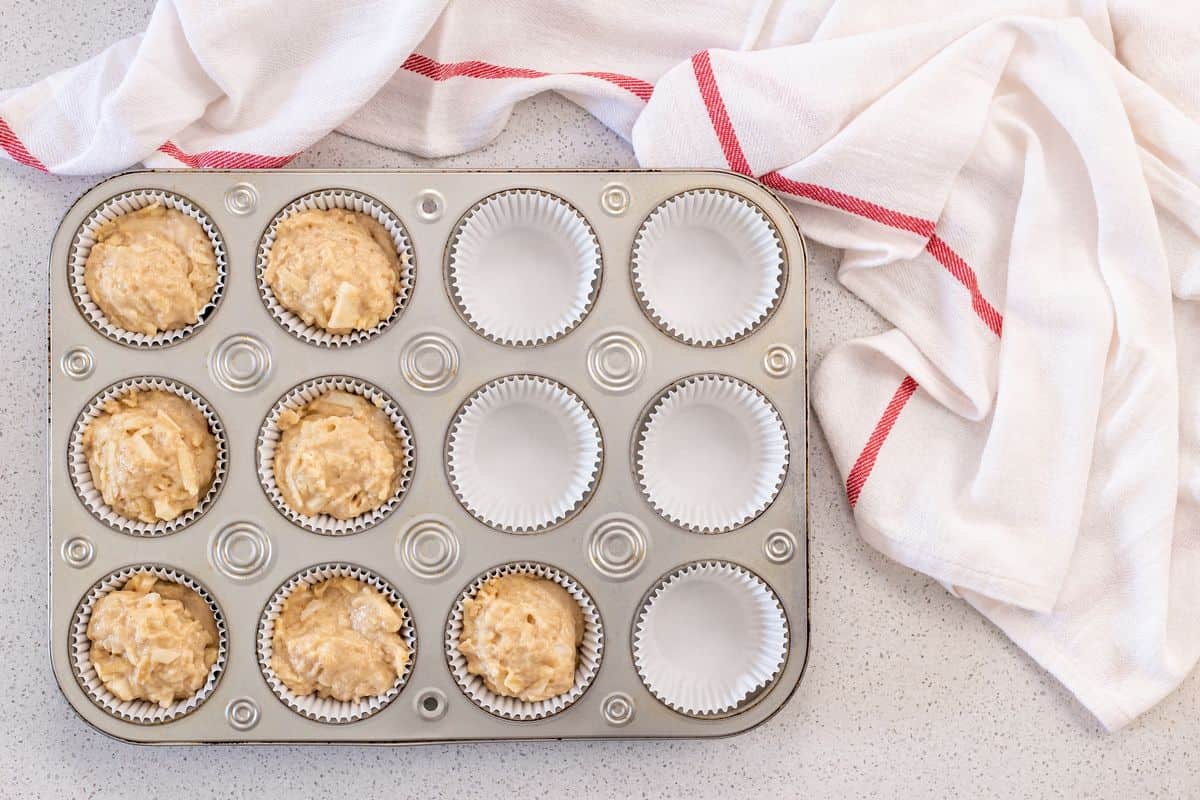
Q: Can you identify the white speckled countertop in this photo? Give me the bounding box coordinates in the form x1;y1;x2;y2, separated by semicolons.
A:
2;3;1196;797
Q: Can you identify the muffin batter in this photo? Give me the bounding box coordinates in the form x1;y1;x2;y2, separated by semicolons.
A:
459;574;583;702
264;208;402;333
270;577;410;702
83;204;218;336
82;389;218;523
273;391;404;520
86;573;219;708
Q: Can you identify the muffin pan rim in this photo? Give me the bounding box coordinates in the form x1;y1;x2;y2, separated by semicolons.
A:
48;168;809;744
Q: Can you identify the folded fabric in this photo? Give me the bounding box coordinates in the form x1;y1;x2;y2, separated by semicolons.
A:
3;0;1198;730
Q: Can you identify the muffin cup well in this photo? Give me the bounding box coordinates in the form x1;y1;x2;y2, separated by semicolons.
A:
633;561;788;717
446;375;602;533
256;189;414;348
256;563;417;724
444;562;603;721
256;376;415;536
70;565;228;724
631;189;784;346
69;189;228;348
446;189;601;347
68;376;228;537
635;374;788;533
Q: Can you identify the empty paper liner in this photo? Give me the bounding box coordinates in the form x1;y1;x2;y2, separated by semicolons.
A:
633;561;788;717
636;374;789;533
632;189;784;346
446;375;603;533
446;189;601;346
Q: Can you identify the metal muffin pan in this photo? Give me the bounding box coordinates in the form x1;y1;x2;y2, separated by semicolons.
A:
48;169;809;744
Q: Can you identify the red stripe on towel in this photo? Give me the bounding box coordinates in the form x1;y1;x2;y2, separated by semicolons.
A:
845;376;920;508
0;117;48;172
401;53;654;101
690;50;753;176
926;234;1004;337
158;140;297;169
761;171;937;238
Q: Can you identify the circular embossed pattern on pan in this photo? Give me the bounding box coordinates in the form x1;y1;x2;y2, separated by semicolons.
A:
587;514;648;580
61;537;95;568
224;182;258;216
210;521;273;581
70;564;228;724
399;333;460;393
256;376;415;536
633;561;788;718
446;375;603;533
60;346;95;380
257;562;417;724
68;376;228;537
635;374;788;534
68;189;228;348
225;697;260;730
445;189;601;347
398;515;460;580
601;691;636;726
209;333;273;392
586;330;646;393
255;189;414;348
631;189;785;347
762;343;796;378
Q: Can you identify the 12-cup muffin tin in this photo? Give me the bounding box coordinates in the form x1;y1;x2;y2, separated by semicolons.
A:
47;169;809;744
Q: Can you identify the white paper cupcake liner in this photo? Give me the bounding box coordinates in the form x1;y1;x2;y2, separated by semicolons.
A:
636;374;788;533
444;562;604;721
633;561;788;717
70;564;228;724
446;375;602;533
257;563;417;724
69;189;228;348
256;376;415;535
446;189;601;346
256;189;414;348
632;189;785;346
68;376;228;537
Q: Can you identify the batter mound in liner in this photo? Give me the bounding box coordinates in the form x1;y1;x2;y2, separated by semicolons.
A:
86;573;219;708
83;204;218;336
82;389;218;523
270;577;410;703
459;574;584;703
264;208;401;334
273;390;405;520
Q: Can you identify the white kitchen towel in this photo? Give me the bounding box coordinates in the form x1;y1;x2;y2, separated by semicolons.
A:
3;1;1198;730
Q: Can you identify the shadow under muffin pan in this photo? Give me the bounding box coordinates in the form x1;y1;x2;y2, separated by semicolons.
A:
48;169;809;744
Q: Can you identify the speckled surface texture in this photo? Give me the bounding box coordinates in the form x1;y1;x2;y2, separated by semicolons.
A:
2;3;1196;797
